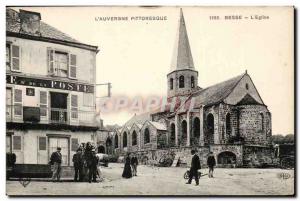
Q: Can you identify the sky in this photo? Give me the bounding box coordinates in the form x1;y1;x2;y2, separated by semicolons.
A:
10;6;294;135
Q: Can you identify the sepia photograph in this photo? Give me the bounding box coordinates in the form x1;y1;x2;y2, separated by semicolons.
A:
5;5;295;196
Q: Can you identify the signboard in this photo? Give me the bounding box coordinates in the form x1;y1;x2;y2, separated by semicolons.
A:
6;75;94;93
23;106;40;122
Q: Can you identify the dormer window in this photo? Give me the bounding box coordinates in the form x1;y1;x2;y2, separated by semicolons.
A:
179;75;185;88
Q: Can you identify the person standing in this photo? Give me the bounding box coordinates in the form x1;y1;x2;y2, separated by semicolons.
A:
131;154;138;176
72;148;83;182
122;153;132;178
186;150;201;186
50;147;62;182
88;148;99;183
207;152;216;178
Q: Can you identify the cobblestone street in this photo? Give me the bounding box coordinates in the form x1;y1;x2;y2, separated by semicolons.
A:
6;163;294;196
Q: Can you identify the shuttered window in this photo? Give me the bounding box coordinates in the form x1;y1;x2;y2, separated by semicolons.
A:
47;49;77;79
6;44;11;71
69;54;77;79
71;138;79;151
11;45;21;72
38;137;46;150
14;89;22;116
13;136;21;150
83;93;94;107
40;91;47;117
71;94;78;119
47;48;55;75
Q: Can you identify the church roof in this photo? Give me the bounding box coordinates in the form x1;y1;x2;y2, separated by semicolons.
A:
124;112;151;127
6;8;98;51
149;121;167;131
170;8;194;72
190;73;246;107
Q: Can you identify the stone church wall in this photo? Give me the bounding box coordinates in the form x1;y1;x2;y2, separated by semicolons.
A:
140;123;158;150
203;105;220;144
238;105;270;145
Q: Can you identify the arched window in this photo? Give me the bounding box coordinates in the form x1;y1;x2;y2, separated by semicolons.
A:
193;117;200;138
170;123;175;146
132;131;137;146
181;120;187;145
106;138;113;154
144;128;150;144
191;76;195;88
179;75;185;88
207;113;214;144
123;132;127;148
115;135;118;148
226;113;231;136
170;78;174;90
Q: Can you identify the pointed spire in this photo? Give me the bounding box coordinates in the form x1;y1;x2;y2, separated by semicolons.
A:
170;8;194;71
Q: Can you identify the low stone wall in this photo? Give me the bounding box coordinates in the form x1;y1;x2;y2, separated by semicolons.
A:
115;144;274;168
117;145;244;168
243;145;274;167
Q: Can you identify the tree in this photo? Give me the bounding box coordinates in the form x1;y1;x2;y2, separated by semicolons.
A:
271;134;294;144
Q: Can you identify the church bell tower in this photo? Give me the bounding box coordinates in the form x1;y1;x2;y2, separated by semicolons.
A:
167;8;199;98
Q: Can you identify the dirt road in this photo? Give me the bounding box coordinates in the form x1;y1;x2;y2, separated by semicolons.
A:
6;163;294;196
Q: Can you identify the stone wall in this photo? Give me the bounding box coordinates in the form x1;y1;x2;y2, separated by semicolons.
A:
203;105;220;144
140;122;158;150
167;70;199;98
117;144;245;168
238;105;271;145
243;145;274;167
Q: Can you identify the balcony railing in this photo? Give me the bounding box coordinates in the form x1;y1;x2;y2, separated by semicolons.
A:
50;108;68;124
6;105;97;127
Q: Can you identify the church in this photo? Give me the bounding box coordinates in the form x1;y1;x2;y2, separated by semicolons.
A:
101;9;273;167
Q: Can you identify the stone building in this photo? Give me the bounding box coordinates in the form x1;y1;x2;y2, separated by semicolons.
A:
6;8;99;166
101;9;273;167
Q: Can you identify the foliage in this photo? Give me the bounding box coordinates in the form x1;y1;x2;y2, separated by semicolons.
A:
271;134;294;144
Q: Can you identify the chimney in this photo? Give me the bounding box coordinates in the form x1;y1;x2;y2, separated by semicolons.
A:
19;9;41;36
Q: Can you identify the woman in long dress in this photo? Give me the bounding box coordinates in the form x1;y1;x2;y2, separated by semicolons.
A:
122;153;132;178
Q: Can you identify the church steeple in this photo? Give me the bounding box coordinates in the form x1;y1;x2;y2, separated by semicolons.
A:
167;8;198;98
171;8;194;71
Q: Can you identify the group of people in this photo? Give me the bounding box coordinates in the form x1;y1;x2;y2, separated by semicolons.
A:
50;145;216;185
186;150;216;186
122;153;139;179
49;142;102;183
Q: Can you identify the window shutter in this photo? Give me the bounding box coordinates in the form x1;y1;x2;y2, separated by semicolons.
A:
71;94;78;119
40;91;48;117
13;136;21;150
38;137;46;150
69;54;77;79
14;89;22;116
47;48;55;75
11;45;21;72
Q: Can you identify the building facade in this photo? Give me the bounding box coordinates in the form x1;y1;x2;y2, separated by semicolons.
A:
6;8;99;166
100;9;273;167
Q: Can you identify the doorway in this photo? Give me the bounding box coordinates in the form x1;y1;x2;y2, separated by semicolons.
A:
49;137;69;166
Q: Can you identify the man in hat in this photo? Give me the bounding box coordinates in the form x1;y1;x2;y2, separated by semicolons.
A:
72;148;83;182
50;147;62;182
88;148;99;183
207;152;216;178
186;149;201;186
